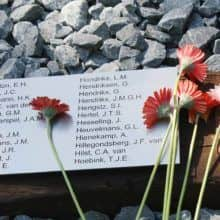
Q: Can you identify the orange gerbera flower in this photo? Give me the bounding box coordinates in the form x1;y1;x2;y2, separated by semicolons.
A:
177;45;207;82
177;80;207;114
143;88;172;128
30;96;69;119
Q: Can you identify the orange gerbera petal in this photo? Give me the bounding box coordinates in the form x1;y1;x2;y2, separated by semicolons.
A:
177;45;207;82
143;88;172;128
30;96;69;119
177;80;207;114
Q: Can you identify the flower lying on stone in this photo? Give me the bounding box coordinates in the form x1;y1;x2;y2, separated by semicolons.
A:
143;88;172;128
30;96;69;120
177;44;207;82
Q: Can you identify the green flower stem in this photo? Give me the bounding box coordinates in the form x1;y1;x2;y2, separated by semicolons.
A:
194;125;220;220
176;114;200;220
135;119;173;220
164;109;179;220
46;119;86;220
162;72;181;220
162;111;177;220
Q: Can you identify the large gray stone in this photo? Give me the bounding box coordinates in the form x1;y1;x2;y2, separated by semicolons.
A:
67;65;84;75
13;21;37;44
45;10;64;22
13;21;42;56
11;44;26;58
203;15;218;27
102;38;122;60
165;48;178;66
64;32;102;49
25;67;50;77
0;10;13;39
98;0;121;6
88;3;104;19
138;7;164;22
0;58;25;79
0;0;8;6
119;46;141;60
123;32;147;50
40;0;72;10
0;52;10;66
188;13;204;29
199;0;220;17
158;4;193;34
136;0;152;7
10;4;44;22
179;27;220;49
55;45;80;68
61;0;88;30
38;20;57;43
85;53;109;68
73;46;90;62
113;3;141;24
118;46;142;70
47;60;63;75
213;39;220;54
99;7;115;21
205;55;220;72
142;40;166;67
78;211;110;220
38;19;71;43
162;0;200;12
55;25;72;39
11;0;35;9
25;61;40;75
203;16;218;27
94;61;120;72
0;40;13;52
119;56;141;70
80;20;110;40
114;206;155;220
145;24;172;44
116;24;147;50
199;209;220;220
107;17;131;35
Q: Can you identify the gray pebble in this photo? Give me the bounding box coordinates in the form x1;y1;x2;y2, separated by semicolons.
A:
114;206;155;220
94;61;120;72
179;26;220;48
142;40;166;67
10;4;44;22
205;54;220;72
0;10;13;39
102;38;122;60
158;4;193;35
64;32;102;49
80;20;110;40
145;24;172;44
0;58;25;78
88;3;104;19
55;45;80;68
61;0;88;30
25;67;50;77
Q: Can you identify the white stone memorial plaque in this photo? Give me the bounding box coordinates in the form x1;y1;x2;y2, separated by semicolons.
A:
0;68;179;175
